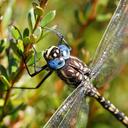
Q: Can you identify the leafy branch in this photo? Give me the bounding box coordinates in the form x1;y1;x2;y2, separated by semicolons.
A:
0;0;56;122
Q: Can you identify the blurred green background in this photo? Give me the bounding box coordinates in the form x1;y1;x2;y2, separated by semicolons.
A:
0;0;128;128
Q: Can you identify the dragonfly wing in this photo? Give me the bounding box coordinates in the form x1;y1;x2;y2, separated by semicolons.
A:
89;0;128;86
76;99;89;128
43;83;88;128
58;87;87;128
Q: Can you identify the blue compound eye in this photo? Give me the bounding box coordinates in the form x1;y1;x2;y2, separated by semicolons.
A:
48;58;65;70
58;44;71;59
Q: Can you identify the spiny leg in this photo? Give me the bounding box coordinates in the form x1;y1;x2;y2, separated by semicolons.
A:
43;27;70;47
0;57;48;92
11;48;52;90
43;27;64;43
12;70;53;90
32;45;38;74
87;87;128;127
22;45;48;77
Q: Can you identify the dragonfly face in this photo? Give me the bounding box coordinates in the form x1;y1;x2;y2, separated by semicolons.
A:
43;44;71;70
44;44;90;87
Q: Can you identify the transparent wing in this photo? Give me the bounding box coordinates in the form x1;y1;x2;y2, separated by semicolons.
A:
76;100;89;128
43;83;88;128
89;0;128;86
58;87;86;128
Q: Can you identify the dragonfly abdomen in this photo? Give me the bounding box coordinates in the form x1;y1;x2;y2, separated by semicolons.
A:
88;88;128;126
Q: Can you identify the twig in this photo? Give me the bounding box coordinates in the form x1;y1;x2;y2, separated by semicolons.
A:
77;0;98;39
72;0;98;56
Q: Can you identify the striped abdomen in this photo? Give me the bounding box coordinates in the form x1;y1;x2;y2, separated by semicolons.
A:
87;87;128;127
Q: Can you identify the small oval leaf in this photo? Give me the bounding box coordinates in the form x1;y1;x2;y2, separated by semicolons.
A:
0;99;4;107
41;10;56;27
23;28;29;38
0;39;5;53
17;39;24;54
0;75;10;89
2;6;12;29
9;26;22;40
23;37;31;45
28;8;36;32
30;34;37;43
32;2;39;8
34;6;44;16
33;26;42;42
0;64;8;80
27;51;42;66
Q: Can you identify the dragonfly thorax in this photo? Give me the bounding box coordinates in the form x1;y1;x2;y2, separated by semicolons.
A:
57;56;91;87
43;44;71;70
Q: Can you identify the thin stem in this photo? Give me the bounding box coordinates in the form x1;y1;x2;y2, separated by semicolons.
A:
32;16;41;34
0;59;25;121
72;0;98;56
77;0;97;39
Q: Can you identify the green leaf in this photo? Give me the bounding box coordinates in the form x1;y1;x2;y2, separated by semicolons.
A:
10;39;19;55
2;0;15;29
40;25;57;39
23;28;29;38
23;36;31;45
32;2;39;8
97;13;111;22
10;39;22;57
8;103;26;115
27;51;42;66
0;99;4;107
9;26;22;40
17;39;24;54
3;6;12;28
28;8;36;32
0;64;9;80
34;6;44;16
30;34;37;43
8;55;18;75
33;26;42;42
41;10;56;27
0;39;5;53
0;75;10;90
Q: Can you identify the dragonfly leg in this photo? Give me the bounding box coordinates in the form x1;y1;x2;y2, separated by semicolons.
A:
11;70;53;90
43;27;64;43
22;48;48;77
0;48;49;92
8;47;51;90
88;87;128;127
32;45;38;74
43;27;70;45
0;70;52;91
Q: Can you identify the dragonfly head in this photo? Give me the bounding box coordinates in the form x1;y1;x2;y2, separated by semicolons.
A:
44;44;71;70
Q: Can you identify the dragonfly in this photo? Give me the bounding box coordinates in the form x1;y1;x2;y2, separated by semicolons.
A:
12;0;128;127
